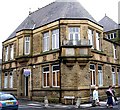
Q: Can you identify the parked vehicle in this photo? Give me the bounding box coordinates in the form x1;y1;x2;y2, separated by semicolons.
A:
0;93;18;110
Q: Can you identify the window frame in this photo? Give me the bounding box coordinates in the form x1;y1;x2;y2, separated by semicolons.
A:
68;27;80;45
4;72;8;88
24;36;30;55
5;46;9;61
52;64;60;87
88;29;94;48
9;71;13;88
52;29;59;50
10;44;14;60
98;65;103;86
96;32;101;51
43;32;49;52
42;66;50;88
112;67;116;86
113;44;117;59
90;64;96;86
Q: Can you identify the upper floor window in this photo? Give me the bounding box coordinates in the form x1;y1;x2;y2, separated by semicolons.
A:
5;46;8;61
10;44;14;60
24;36;30;55
107;32;117;39
43;32;49;52
96;32;101;51
113;44;117;59
52;29;59;50
68;27;80;45
88;29;94;48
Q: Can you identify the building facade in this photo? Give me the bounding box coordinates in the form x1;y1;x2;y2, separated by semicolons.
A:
2;1;120;103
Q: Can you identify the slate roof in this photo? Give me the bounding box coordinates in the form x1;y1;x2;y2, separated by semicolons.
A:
99;15;118;32
7;0;97;40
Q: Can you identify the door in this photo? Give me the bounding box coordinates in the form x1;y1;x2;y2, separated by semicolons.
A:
24;76;28;96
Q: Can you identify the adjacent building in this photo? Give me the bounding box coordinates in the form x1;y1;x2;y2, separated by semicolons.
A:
2;0;120;103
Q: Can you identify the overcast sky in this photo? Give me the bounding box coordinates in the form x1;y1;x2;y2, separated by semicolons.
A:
0;0;119;59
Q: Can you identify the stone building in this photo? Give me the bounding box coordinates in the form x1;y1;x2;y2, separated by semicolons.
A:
2;0;120;103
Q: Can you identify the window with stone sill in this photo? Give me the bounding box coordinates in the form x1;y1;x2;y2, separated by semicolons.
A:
52;65;60;87
96;32;101;51
98;65;103;86
10;44;14;60
4;72;8;88
90;64;96;86
52;29;59;50
117;68;120;85
42;66;50;87
88;29;94;49
112;67;116;86
68;27;80;45
43;32;49;52
113;44;117;59
24;36;30;55
9;71;13;88
5;46;8;61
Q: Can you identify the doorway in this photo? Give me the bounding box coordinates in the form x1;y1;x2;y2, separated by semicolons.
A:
24;76;28;96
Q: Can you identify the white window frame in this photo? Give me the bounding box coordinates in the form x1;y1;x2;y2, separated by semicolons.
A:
96;32;101;51
52;65;60;87
90;64;96;86
10;44;14;60
4;72;8;88
68;27;80;45
42;66;49;88
113;44;117;59
9;71;13;88
117;68;120;86
52;29;59;50
112;67;116;86
88;29;94;48
5;46;8;61
24;36;30;55
43;32;49;52
98;65;103;86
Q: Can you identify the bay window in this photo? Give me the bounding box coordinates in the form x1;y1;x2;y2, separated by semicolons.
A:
52;29;59;50
88;29;94;48
10;44;14;60
68;27;80;45
5;46;8;61
43;32;49;52
24;36;30;55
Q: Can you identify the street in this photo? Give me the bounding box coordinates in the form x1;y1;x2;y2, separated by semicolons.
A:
18;99;120;110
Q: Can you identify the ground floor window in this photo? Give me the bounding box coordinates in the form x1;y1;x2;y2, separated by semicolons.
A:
98;65;103;86
42;66;49;87
112;67;116;86
117;68;120;85
90;64;96;86
4;73;8;88
52;65;60;87
9;71;13;88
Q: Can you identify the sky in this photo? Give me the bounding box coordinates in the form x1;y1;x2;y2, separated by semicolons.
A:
0;0;119;59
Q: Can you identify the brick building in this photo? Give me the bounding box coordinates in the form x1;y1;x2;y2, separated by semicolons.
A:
2;0;120;103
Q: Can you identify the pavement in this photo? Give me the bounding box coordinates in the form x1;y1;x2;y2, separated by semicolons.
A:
18;97;120;109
